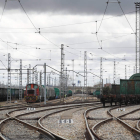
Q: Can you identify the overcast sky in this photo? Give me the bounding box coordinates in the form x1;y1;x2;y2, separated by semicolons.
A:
0;0;139;87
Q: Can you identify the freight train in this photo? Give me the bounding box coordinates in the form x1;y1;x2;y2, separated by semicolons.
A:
100;73;140;107
0;87;24;101
24;83;73;103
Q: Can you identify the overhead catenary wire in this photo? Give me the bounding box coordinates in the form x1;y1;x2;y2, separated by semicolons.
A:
0;0;7;23
18;0;38;32
0;0;135;83
0;1;136;63
18;1;84;58
117;0;135;33
0;10;136;30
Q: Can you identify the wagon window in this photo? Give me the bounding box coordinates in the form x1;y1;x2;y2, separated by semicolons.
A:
27;85;31;89
34;85;38;89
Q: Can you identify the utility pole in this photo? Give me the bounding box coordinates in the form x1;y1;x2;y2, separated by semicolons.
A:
19;59;22;100
100;57;102;94
35;68;38;84
44;63;46;105
60;44;64;102
32;69;34;84
47;75;48;86
84;51;87;98
113;60;116;84
72;59;74;96
7;53;11;103
40;71;42;85
128;66;130;78
27;68;29;84
65;67;67;97
29;64;31;83
125;65;127;79
135;2;140;73
55;77;56;86
134;66;135;74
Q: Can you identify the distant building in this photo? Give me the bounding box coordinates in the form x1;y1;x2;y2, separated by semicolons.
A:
104;83;111;88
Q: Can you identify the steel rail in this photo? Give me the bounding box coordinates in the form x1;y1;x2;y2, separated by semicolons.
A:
108;106;140;134
0;117;56;140
38;104;101;140
136;120;140;130
91;118;113;140
90;105;140;140
7;102;100;118
84;105;113;140
38;107;76;140
15;103;99;118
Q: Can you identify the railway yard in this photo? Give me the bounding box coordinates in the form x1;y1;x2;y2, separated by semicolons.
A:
0;0;140;139
0;94;140;140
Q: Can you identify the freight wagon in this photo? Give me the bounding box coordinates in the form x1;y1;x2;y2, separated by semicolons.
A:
101;73;140;107
0;88;24;102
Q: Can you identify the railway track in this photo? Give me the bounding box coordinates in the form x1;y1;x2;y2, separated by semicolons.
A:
0;117;55;140
85;105;140;140
0;105;56;140
0;101;101;140
38;103;102;140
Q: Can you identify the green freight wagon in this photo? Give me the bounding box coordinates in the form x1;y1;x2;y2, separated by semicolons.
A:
120;79;140;104
93;90;100;96
129;73;140;80
54;88;60;99
66;90;72;97
120;80;140;95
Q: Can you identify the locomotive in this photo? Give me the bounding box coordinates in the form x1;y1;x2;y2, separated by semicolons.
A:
24;84;56;103
24;83;73;103
100;73;140;107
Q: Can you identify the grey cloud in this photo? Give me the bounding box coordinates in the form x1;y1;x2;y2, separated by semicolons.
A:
1;0;140;15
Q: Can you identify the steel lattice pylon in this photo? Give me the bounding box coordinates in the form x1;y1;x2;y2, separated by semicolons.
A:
19;59;22;100
27;69;29;84
135;2;140;73
40;71;42;85
29;64;31;83
7;53;11;103
125;65;127;79
35;68;38;84
84;51;87;95
60;44;64;101
113;60;116;84
32;69;34;83
100;57;102;95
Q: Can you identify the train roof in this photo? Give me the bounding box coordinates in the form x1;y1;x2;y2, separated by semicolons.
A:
129;73;140;80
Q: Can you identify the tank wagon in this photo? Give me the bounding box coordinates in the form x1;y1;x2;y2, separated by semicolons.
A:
93;90;100;98
66;90;72;97
40;85;56;100
101;73;140;107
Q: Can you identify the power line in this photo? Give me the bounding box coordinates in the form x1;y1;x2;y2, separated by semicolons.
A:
18;0;38;32
67;34;132;46
0;1;7;23
97;0;109;32
18;1;83;58
0;10;135;30
117;0;135;33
